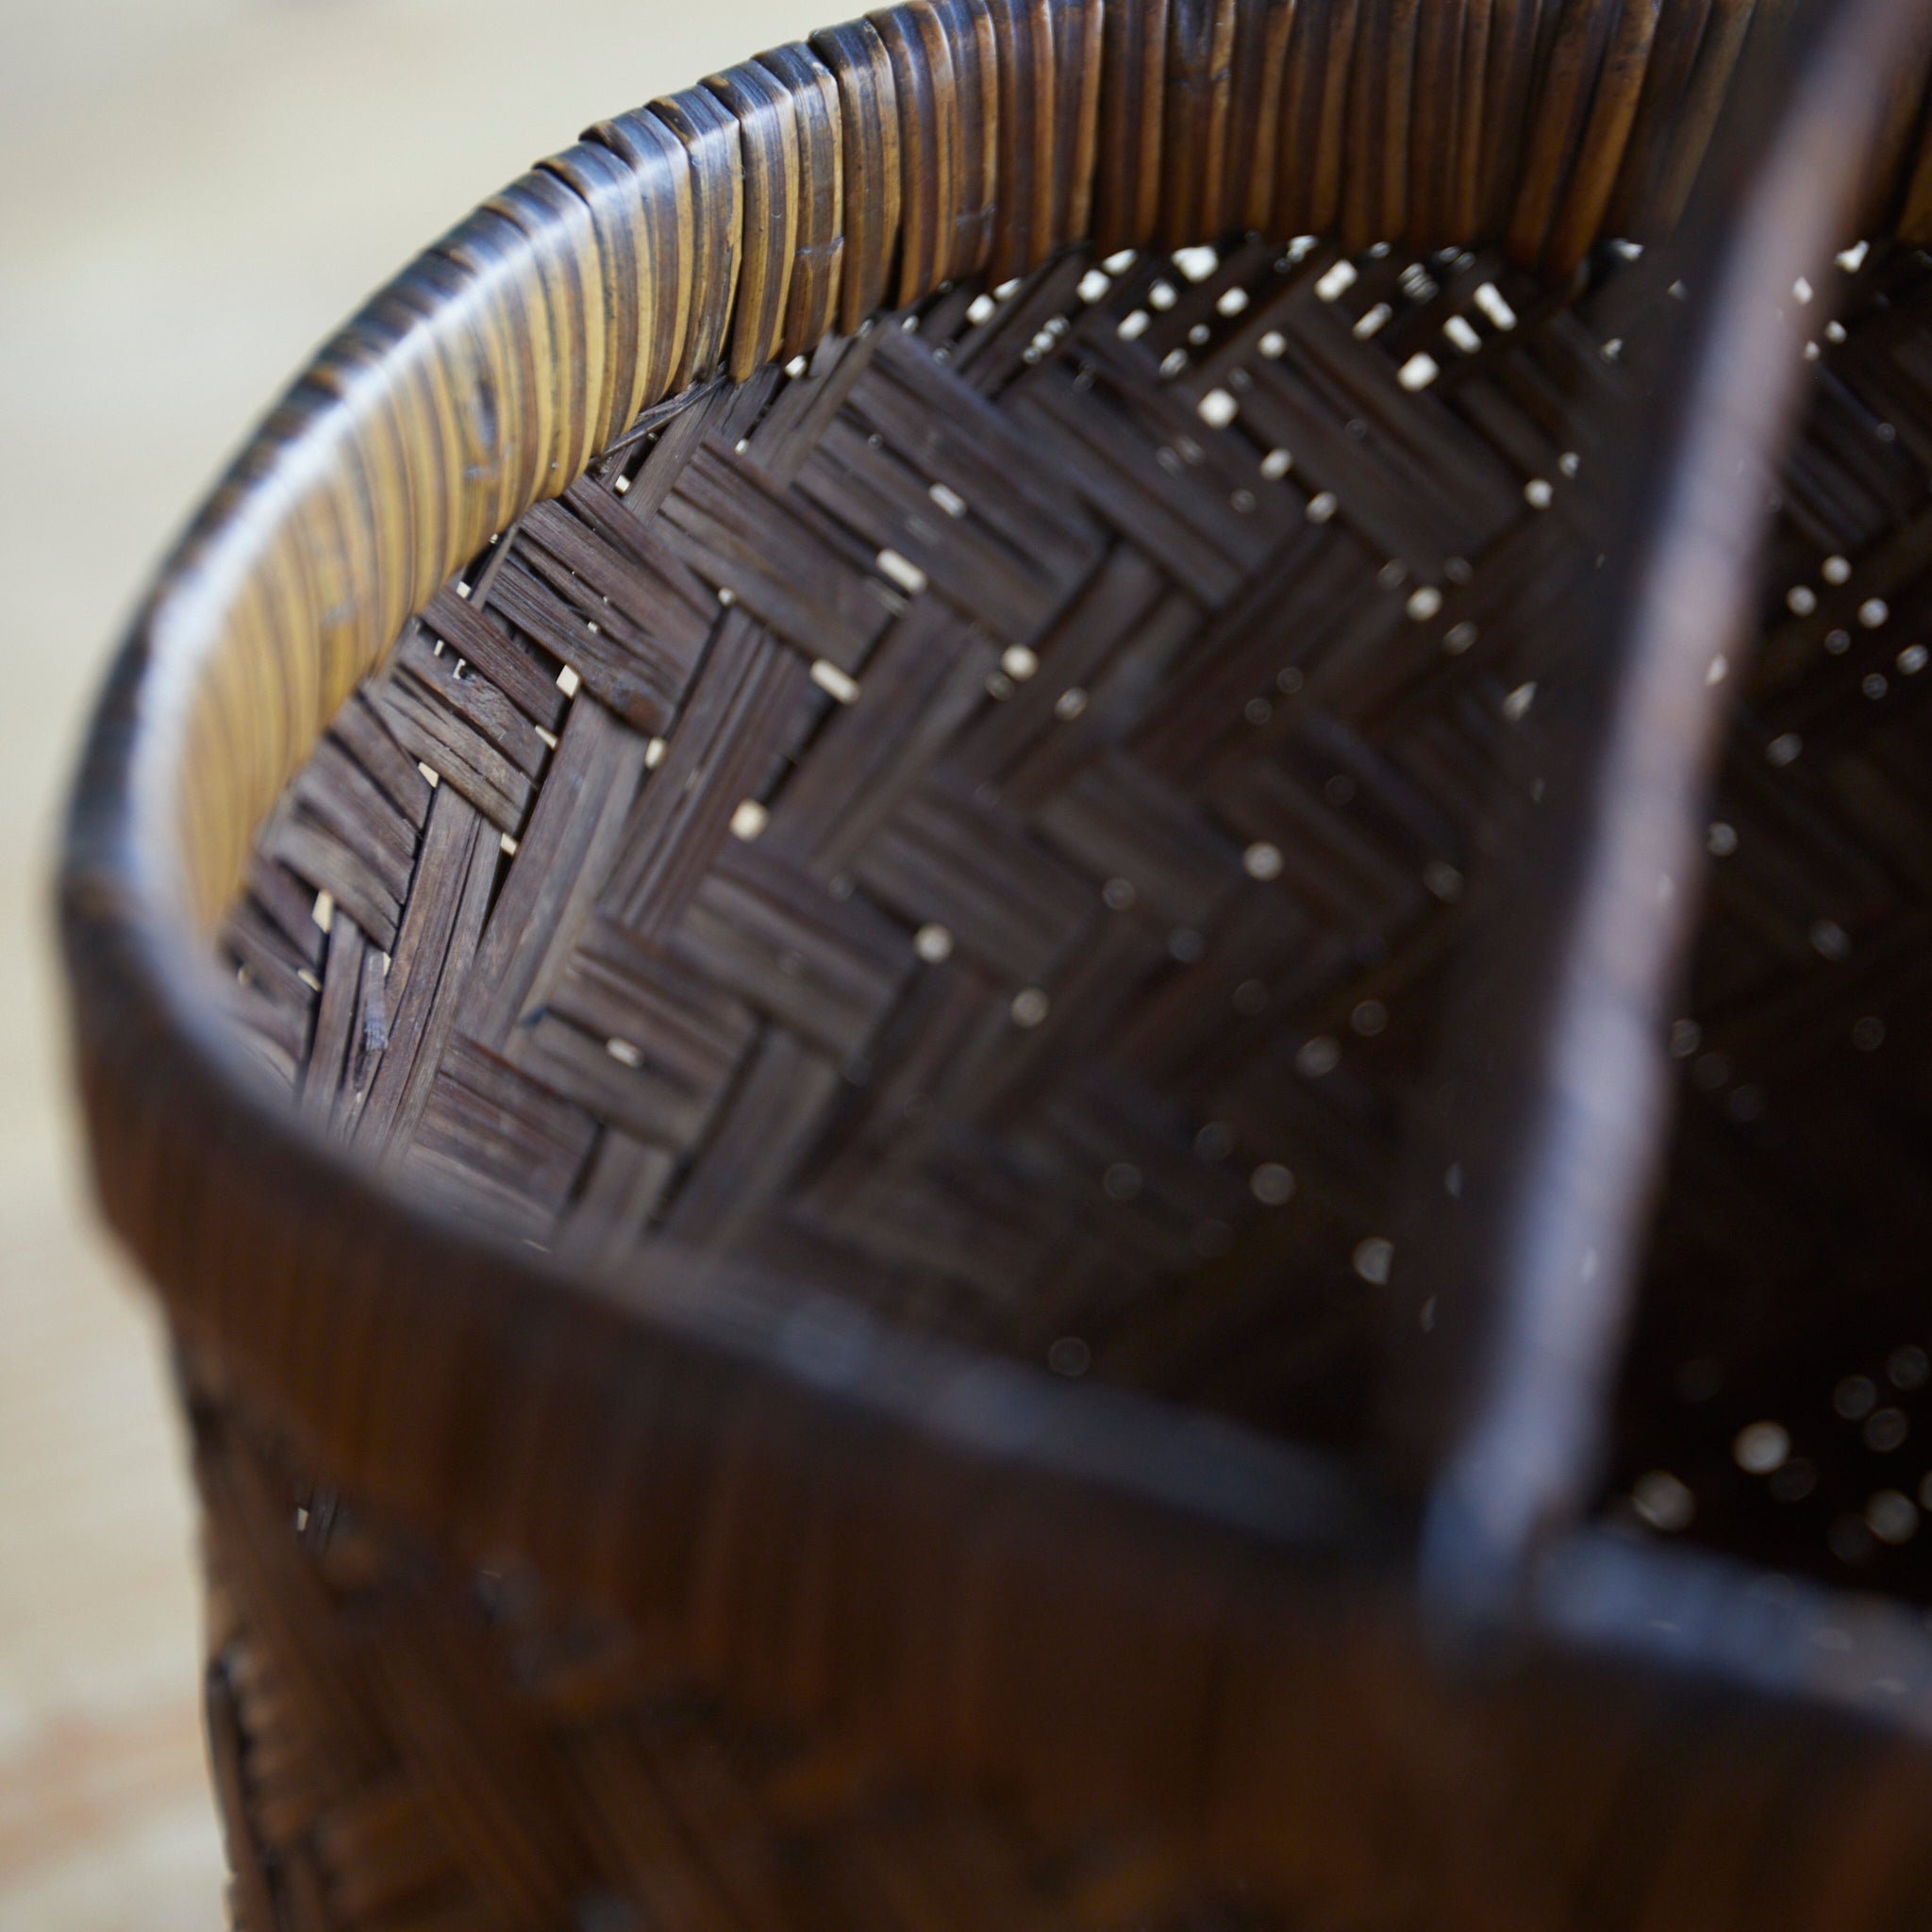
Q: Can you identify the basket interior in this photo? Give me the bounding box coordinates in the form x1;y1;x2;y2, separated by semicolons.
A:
214;224;1932;1602
1609;238;1932;1601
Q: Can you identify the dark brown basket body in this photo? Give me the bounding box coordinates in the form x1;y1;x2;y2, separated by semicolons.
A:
59;1;1932;1927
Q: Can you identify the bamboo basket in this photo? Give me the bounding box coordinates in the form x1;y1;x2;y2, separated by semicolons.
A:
58;0;1932;1925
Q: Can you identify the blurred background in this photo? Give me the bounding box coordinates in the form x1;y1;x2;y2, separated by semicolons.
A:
0;2;817;1924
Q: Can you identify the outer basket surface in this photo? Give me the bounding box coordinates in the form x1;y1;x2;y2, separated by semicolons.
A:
58;0;1932;1926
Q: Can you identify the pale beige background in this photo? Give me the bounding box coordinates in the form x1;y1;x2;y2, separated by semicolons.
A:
0;3;818;1924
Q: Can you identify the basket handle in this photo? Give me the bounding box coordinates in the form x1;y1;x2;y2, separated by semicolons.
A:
1378;0;1932;1626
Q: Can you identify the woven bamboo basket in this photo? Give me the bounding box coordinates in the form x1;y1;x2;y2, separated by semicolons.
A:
58;0;1932;1924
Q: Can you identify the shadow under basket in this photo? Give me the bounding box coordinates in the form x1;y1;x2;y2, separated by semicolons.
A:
58;1;1932;1927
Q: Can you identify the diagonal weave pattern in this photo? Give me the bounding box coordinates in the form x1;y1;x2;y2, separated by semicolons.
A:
222;221;1932;1592
222;230;1631;1453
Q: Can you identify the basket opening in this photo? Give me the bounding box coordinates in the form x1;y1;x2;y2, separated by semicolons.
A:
210;224;1932;1592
